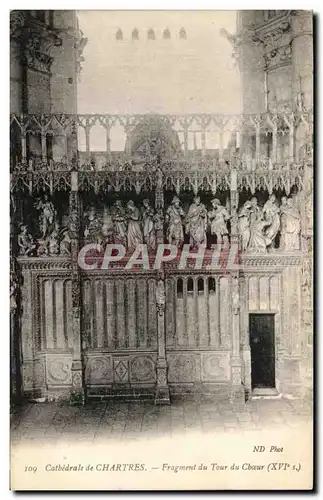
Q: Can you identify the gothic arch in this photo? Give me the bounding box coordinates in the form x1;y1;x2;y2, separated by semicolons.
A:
125;117;182;159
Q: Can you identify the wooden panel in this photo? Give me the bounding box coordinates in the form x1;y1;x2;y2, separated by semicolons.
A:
248;276;258;311
95;280;105;348
44;280;54;349
105;281;115;349
209;278;218;347
147;279;157;348
82;279;93;348
55;280;67;348
259;276;269;310
165;279;175;347
198;278;208;347
219;276;230;347
136;279;147;348
176;279;185;347
186;279;196;347
269;275;280;310
126;278;136;348
116;280;125;348
65;280;73;348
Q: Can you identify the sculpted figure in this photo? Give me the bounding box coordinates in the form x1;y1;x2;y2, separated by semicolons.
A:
17;225;36;256
48;222;61;256
208;198;230;245
156;279;165;316
238;201;252;251
34;194;56;239
112;200;127;246
185;196;207;247
10;271;19;313
165;196;185;247
142;199;156;251
247;198;271;252
59;228;71;256
101;206;114;244
279;197;288;250
84;206;101;243
283;198;301;251
263;194;281;249
126;200;143;252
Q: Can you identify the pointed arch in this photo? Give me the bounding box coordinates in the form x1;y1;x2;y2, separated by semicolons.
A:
147;28;156;40
179;27;187;39
163;28;171;39
116;28;123;40
132;28;139;40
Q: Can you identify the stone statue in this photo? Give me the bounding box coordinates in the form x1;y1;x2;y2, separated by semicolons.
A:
34;194;56;239
112;200;127;246
101;206;114;244
165;196;185;247
238;201;252;251
279;196;288;250
185;196;207;247
48;222;61;256
17;225;36;256
126;200;143;252
10;271;19;313
142;199;156;251
59;228;71;256
263;194;281;249
208;198;230;245
156;279;165;316
247;198;271;253
281;198;301;251
84;206;101;243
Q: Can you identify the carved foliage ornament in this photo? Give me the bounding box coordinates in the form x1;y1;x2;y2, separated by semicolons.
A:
10;11;62;73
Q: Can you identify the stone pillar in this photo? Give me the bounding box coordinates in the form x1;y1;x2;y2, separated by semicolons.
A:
291;11;313;111
229;173;244;404
69;171;85;405
10;257;22;405
154;277;170;405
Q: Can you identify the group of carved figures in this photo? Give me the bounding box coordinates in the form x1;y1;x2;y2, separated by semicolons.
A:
165;195;300;251
84;199;163;252
238;195;301;252
16;192;301;257
17;195;71;257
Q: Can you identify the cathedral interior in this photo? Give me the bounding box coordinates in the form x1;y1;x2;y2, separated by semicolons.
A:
10;10;313;406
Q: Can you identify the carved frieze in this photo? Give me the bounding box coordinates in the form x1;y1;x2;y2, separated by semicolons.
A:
130;356;156;383
252;16;292;70
85;355;113;384
201;352;231;382
167;354;200;383
46;357;72;385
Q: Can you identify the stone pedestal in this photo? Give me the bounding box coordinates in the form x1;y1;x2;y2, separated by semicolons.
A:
69;183;85;405
155;358;170;405
70;359;85;406
154;280;170;405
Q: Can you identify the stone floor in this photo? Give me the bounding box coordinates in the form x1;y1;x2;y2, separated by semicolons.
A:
10;395;313;445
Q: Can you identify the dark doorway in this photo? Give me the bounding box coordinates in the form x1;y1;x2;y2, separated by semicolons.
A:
249;314;275;389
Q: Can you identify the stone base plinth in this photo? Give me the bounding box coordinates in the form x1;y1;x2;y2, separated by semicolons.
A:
154;385;171;405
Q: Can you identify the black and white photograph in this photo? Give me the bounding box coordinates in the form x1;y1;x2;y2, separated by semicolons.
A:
9;8;313;490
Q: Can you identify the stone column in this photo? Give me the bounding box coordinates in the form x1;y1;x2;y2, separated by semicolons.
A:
291;11;313;111
69;171;85;405
154;277;170;405
10;258;22;405
229;171;244;404
154;168;170;404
